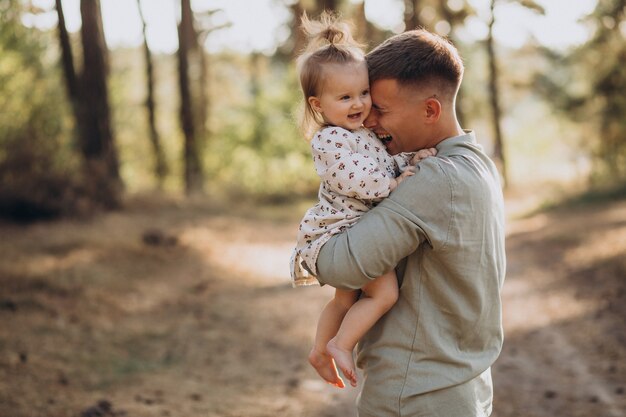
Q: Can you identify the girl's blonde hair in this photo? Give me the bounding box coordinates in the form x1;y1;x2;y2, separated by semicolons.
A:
295;12;365;138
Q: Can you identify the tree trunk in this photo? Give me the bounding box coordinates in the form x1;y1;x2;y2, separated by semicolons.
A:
136;0;168;187
487;0;507;187
351;0;387;50
55;0;78;104
196;12;230;172
195;31;213;144
289;1;307;59
198;38;209;137
438;0;467;127
404;0;421;31
55;0;84;151
79;0;122;207
178;0;203;194
250;53;267;148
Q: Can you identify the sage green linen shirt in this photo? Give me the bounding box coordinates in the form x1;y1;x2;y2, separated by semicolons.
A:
316;131;506;416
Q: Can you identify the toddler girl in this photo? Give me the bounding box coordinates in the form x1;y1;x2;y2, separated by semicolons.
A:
290;13;435;388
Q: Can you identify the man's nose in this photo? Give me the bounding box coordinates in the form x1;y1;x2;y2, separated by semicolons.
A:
364;109;378;129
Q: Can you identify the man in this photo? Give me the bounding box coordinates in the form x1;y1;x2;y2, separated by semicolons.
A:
315;29;506;417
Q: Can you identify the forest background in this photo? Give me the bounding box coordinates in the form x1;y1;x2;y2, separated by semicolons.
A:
1;0;625;218
2;1;626;416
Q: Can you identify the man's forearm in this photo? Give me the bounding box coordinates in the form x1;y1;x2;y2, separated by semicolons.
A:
316;233;374;290
316;198;423;289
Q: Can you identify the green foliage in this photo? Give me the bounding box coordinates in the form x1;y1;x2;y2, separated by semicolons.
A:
534;0;626;185
108;48;162;191
106;49;318;198
204;54;318;198
0;1;82;220
4;0;626;215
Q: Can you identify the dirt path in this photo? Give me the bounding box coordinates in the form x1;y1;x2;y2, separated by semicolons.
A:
0;193;625;417
493;198;626;417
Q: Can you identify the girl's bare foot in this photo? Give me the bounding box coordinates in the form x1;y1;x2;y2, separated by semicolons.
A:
326;338;357;387
308;348;345;388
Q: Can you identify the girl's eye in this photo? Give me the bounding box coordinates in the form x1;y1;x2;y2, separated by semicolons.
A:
361;90;370;96
341;96;350;101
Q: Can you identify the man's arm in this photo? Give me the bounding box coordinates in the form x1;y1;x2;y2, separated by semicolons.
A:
317;169;450;289
315;199;420;289
315;160;449;289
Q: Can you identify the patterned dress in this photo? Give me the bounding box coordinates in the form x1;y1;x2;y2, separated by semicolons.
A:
290;126;413;286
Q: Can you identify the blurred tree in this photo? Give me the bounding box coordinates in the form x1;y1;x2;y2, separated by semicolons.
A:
288;1;307;58
486;0;544;187
250;52;269;148
136;0;168;188
176;2;228;195
587;0;626;180
437;0;473;128
194;9;230;141
1;0;82;219
351;0;388;48
403;0;449;32
79;0;121;207
177;0;204;194
279;0;343;59
399;1;473;125
485;0;506;186
404;0;422;31
55;0;78;113
352;0;370;43
537;0;626;183
277;0;342;59
54;0;121;207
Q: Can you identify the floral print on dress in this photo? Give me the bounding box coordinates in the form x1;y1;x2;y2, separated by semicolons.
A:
290;126;407;286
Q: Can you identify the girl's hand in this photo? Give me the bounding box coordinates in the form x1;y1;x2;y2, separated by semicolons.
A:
390;166;415;191
411;147;438;165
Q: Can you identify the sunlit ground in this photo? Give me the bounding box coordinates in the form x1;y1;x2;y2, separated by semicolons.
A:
1;187;625;416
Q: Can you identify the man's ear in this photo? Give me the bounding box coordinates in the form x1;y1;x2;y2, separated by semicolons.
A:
424;97;442;124
308;96;322;113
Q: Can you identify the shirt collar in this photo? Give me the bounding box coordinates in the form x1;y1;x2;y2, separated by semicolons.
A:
435;130;480;156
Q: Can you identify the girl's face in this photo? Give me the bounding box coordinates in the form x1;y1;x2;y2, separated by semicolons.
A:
308;62;371;131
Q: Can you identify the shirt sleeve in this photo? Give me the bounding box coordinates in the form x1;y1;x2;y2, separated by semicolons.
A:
315;158;450;290
311;128;392;200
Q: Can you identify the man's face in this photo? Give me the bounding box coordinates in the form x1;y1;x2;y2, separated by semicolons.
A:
364;79;425;155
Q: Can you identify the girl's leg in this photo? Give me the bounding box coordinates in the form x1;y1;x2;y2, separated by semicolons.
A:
326;270;399;387
308;288;359;388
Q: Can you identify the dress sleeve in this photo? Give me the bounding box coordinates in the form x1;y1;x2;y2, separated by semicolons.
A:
311;128;392;200
393;152;416;174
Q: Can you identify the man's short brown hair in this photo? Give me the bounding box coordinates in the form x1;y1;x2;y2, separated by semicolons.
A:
366;29;464;98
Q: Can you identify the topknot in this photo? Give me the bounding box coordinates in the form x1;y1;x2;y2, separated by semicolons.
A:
300;11;362;53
